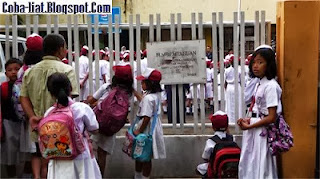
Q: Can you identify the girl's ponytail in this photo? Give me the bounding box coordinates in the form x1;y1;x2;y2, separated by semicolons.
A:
57;88;69;106
47;72;72;107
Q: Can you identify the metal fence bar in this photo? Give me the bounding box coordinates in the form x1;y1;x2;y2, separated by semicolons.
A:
149;14;154;43
219;12;225;111
233;12;240;129
254;11;260;48
198;12;206;134
191;12;198;134
67;16;73;66
94;15;100;91
115;15;120;65
261;11;266;45
177;13;185;134
170;13;177;132
108;15;114;78
156;14;161;42
240;12;246;119
73;15;80;102
33;15;39;34
87;15;94;96
12;15;18;58
46;15;51;35
136;14;142;93
212;12;219;113
129;15;135;125
54;15;59;34
5;15;9;61
26;15;31;36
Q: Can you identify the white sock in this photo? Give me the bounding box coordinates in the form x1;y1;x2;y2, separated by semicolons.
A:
142;175;150;179
135;171;143;179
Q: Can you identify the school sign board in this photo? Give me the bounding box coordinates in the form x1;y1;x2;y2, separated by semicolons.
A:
147;40;206;85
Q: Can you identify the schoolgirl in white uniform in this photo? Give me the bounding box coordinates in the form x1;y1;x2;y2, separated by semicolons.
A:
205;61;214;106
224;56;243;124
44;73;101;179
237;45;281;178
79;46;89;101
87;64;133;177
133;68;166;179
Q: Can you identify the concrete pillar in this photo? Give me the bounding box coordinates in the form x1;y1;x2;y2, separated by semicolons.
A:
276;1;320;177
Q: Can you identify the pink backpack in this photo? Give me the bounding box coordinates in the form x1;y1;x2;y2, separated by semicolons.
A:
94;87;129;136
38;103;85;160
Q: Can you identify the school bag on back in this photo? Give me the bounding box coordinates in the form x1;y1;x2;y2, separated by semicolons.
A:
94;87;129;136
207;134;241;178
38;103;85;160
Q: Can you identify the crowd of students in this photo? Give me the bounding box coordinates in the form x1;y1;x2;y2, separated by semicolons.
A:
1;31;283;178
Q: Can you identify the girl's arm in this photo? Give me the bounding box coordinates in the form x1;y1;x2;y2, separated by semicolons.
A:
133;116;151;136
239;106;277;130
133;89;143;102
80;73;89;89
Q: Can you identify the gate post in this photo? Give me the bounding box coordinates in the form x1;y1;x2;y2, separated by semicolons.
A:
276;1;320;177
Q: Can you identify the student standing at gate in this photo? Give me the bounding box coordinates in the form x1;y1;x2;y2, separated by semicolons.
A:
86;63;133;177
224;55;243;124
134;68;166;179
1;59;25;178
79;46;89;101
237;45;280;178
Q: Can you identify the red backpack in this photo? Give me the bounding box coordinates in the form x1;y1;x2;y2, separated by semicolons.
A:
207;134;241;178
94;87;129;136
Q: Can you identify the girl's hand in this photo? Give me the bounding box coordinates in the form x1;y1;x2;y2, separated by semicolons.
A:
133;130;141;136
239;120;251;130
30;116;41;131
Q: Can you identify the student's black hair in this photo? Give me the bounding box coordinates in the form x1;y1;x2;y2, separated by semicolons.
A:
249;48;277;80
143;79;162;93
228;48;233;53
111;76;133;96
23;50;44;65
43;34;65;56
5;58;22;69
47;72;71;107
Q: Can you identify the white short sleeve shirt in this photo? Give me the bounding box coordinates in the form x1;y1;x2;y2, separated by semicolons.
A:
254;77;282;115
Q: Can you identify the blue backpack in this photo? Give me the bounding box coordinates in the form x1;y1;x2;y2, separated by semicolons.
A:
123;101;159;162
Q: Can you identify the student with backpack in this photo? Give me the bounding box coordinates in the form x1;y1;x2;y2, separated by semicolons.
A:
1;58;25;178
86;63;133;177
41;72;101;179
132;68;166;179
237;45;282;178
196;110;240;178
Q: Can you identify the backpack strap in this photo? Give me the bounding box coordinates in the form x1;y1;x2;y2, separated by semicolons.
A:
149;100;160;136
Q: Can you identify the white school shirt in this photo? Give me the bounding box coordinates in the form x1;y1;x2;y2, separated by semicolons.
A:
92;60;108;81
79;55;89;79
224;66;241;84
93;83;111;101
44;101;99;160
141;57;148;73
253;77;282;116
206;68;213;82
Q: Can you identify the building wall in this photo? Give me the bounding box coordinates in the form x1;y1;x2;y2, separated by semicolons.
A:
0;0;277;25
113;0;277;24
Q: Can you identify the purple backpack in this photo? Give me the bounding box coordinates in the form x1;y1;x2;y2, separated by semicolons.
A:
94;87;129;136
260;114;294;156
38;103;85;160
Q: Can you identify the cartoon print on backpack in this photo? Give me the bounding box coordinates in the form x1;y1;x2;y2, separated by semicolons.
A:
55;135;71;155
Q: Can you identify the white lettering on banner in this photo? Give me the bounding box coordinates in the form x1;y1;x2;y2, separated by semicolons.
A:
147;40;206;85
